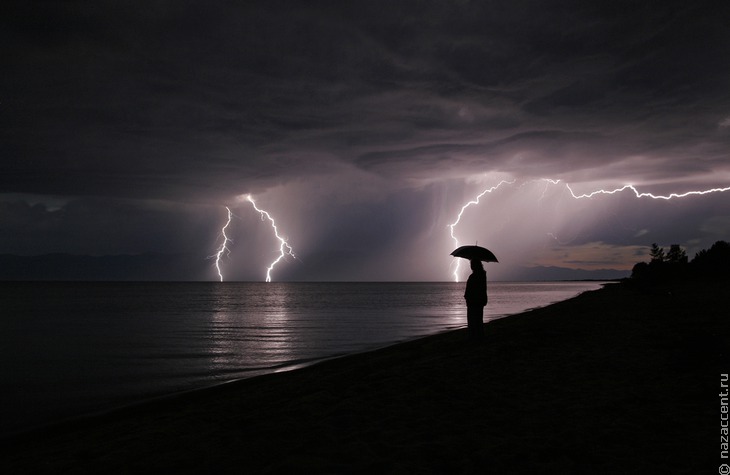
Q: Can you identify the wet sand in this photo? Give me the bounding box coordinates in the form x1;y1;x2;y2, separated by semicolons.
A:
1;281;727;474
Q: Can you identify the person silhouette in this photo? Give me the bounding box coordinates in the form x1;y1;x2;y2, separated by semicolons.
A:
464;259;488;341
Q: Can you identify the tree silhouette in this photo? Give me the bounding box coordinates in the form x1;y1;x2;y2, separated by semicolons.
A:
665;244;688;265
632;240;729;282
649;243;665;263
690;240;730;280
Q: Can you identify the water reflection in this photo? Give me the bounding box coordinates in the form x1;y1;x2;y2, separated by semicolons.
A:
207;283;297;376
0;281;604;435
201;282;598;378
257;284;296;362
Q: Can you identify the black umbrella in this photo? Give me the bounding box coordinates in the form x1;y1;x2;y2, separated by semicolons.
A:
450;245;498;263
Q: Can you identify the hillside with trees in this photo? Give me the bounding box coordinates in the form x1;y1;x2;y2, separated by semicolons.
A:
631;240;730;282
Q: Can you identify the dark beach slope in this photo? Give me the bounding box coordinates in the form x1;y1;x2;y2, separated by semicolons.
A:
2;282;727;474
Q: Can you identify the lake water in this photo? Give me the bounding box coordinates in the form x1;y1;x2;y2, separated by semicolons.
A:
0;281;604;436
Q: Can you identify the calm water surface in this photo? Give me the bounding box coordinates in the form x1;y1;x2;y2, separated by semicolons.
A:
0;281;604;435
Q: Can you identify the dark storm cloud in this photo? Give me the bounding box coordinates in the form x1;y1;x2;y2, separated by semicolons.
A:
2;0;730;279
5;0;729;200
0;196;217;256
355;129;643;179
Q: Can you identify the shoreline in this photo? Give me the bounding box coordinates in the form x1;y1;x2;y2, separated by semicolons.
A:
0;281;602;439
2;281;726;473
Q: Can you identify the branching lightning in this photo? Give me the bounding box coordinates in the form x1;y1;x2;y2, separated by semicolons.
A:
564;183;730;200
448;179;730;282
210;196;296;282
447;180;514;282
212;206;233;282
246;194;296;282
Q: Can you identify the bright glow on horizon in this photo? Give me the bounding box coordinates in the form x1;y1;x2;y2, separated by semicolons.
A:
246;194;296;282
448;179;730;282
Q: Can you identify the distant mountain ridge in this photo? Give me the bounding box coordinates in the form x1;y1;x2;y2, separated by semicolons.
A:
0;254;629;281
499;265;629;282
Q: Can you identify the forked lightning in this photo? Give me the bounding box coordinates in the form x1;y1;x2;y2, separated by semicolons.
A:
448;179;730;282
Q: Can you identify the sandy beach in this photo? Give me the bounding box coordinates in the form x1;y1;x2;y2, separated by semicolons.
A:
1;281;727;474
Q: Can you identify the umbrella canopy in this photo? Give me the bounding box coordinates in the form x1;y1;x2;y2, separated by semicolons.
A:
450;245;498;263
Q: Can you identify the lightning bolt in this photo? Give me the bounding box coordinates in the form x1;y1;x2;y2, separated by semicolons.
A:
447;180;515;282
246;194;296;282
448;179;730;282
212;206;233;282
564;183;730;200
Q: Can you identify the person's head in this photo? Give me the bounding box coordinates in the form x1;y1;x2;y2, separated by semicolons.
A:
470;259;484;272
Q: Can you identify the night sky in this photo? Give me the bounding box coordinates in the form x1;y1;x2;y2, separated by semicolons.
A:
3;0;730;281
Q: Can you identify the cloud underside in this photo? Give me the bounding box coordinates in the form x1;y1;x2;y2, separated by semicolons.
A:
3;0;730;201
2;0;730;279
